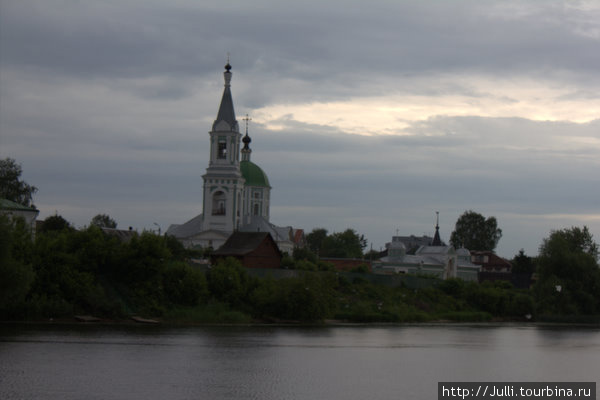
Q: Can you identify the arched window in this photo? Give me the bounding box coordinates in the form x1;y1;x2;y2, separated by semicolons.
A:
212;191;226;215
253;203;260;216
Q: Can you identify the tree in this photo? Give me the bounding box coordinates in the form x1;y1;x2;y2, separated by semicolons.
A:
90;214;117;229
320;229;367;258
0;215;35;317
306;228;367;258
450;210;502;251
292;246;318;263
535;226;600;315
540;226;598;261
0;158;38;207
306;228;328;254
511;249;535;274
39;214;72;233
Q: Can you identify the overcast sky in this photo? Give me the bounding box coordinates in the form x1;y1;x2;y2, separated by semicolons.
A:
1;0;599;258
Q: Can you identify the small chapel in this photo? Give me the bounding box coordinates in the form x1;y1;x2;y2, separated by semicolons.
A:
166;62;302;253
372;214;481;281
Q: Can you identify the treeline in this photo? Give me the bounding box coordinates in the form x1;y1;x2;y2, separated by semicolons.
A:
2;215;599;324
0;215;533;323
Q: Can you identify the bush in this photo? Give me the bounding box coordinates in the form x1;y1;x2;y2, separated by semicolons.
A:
163;262;209;307
207;257;257;309
251;272;335;322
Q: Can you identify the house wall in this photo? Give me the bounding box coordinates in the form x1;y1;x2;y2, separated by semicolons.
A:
456;267;479;282
243;238;282;269
1;208;39;239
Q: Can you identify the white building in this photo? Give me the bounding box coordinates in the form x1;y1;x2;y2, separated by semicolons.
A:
0;198;39;238
167;62;301;252
373;219;480;281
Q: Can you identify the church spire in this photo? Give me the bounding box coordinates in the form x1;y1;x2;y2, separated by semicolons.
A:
241;114;252;161
431;211;443;246
212;60;239;132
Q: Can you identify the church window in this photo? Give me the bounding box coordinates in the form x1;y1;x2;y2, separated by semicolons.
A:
253;203;260;216
217;138;227;159
212;191;226;215
253;191;260;199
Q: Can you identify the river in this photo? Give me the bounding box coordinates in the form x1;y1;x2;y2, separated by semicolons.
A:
1;323;598;400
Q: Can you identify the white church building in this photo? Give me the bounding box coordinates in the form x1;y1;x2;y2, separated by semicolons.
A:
166;62;301;253
372;215;481;281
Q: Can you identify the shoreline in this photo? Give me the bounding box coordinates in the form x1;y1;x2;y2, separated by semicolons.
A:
2;317;599;329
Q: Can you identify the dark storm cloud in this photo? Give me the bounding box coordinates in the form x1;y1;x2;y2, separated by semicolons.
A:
2;1;598;90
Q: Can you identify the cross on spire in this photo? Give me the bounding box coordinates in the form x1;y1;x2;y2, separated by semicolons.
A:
242;114;252;136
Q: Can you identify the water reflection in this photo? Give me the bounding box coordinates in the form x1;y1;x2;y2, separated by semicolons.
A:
1;324;598;400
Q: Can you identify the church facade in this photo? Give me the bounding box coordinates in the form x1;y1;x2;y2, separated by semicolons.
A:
167;63;299;252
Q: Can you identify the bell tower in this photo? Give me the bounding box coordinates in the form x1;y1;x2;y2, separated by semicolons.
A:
202;62;245;232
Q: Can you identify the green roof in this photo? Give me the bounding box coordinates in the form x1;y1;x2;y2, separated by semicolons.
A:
240;160;270;187
0;198;38;211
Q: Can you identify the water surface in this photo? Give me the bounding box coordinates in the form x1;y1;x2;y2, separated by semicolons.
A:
1;323;598;400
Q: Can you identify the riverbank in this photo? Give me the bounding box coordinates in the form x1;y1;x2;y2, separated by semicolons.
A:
4;313;599;328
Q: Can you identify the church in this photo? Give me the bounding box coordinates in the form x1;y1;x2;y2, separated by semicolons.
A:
372;214;481;281
166;62;302;253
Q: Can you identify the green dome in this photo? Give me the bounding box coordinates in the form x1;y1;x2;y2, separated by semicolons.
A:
240;160;270;187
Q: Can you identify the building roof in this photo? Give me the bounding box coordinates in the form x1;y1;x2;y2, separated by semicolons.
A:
416;245;455;255
239;216;291;242
165;214;204;238
212;63;239;132
212;231;280;256
240;160;270;187
0;198;38;212
471;250;512;270
456;247;471;257
100;227;137;242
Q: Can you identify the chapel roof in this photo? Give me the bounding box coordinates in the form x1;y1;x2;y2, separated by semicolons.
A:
240;160;271;188
0;198;38;212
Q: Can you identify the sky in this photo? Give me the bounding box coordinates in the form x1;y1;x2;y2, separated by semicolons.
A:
1;0;599;258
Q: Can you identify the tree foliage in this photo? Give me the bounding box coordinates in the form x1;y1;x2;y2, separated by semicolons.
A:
0;215;36;317
90;214;117;229
6;209;598;323
540;226;598;261
39;214;73;233
306;228;367;258
511;249;535;274
306;228;328;253
534;226;600;315
450;210;502;251
0;158;38;207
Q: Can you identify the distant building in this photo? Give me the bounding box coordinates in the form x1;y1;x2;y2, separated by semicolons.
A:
385;235;438;254
0;198;39;238
373;217;480;281
100;227;138;243
167;62;302;253
211;232;282;269
471;251;512;273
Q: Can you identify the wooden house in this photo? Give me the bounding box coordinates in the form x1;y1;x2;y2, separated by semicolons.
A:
211;232;282;269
